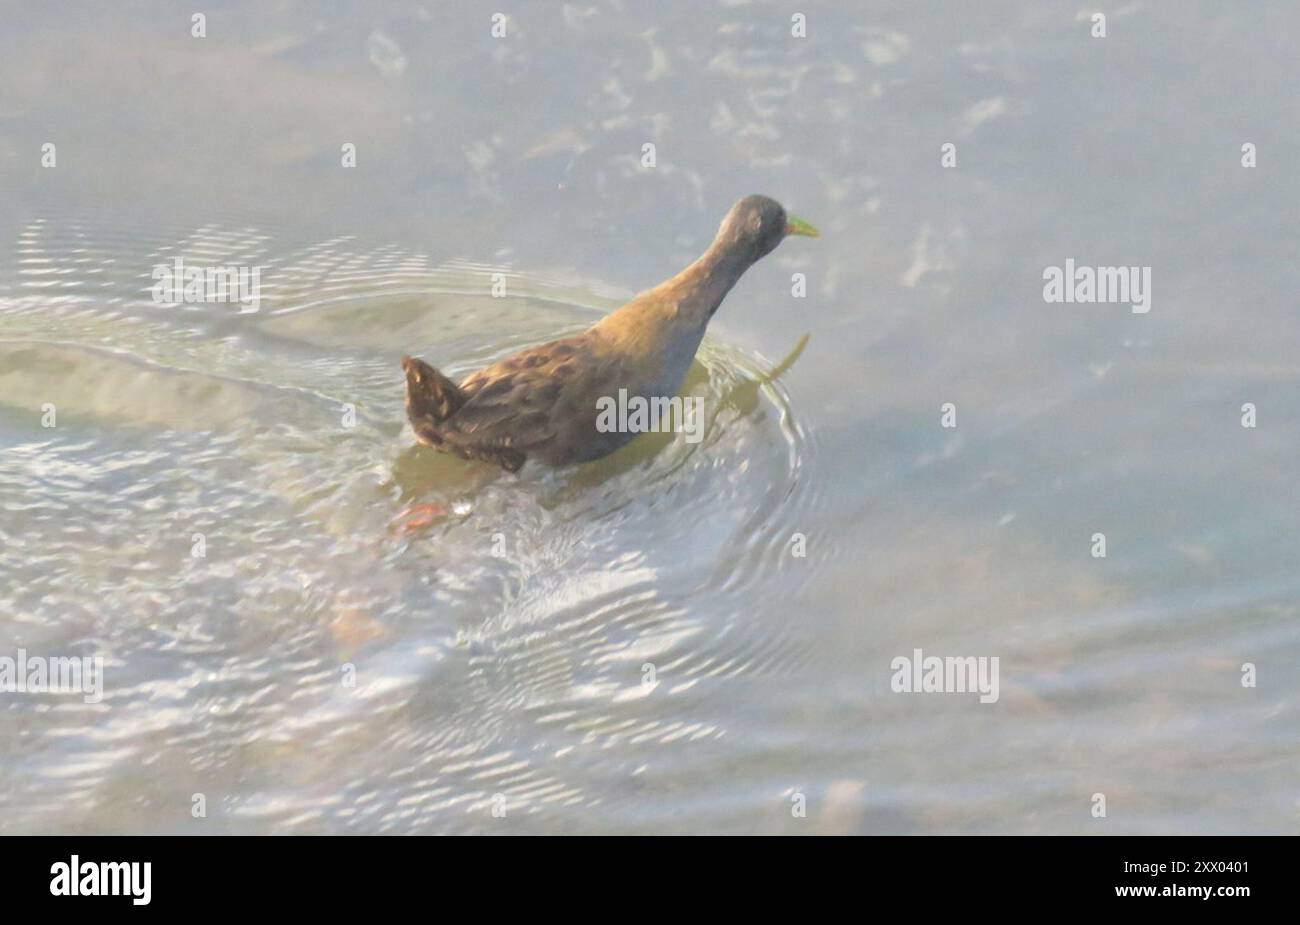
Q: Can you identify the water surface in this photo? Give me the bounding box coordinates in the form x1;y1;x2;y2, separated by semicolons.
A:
1;1;1297;834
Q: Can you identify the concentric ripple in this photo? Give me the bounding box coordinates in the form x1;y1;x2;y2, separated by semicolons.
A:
0;219;820;833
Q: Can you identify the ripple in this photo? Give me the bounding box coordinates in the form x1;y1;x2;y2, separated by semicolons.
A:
1;218;819;833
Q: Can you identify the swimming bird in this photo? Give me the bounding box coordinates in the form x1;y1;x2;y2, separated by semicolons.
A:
402;194;818;471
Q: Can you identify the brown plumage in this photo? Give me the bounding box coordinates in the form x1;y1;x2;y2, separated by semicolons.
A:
402;195;818;471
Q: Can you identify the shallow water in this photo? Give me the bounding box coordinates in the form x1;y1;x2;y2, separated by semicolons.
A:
2;1;1298;834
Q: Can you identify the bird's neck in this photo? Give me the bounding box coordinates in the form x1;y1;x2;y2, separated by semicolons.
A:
665;238;754;326
590;237;752;361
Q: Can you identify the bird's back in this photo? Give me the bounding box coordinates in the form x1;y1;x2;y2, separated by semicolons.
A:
435;331;632;468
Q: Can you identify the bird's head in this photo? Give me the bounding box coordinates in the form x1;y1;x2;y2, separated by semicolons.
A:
715;194;819;263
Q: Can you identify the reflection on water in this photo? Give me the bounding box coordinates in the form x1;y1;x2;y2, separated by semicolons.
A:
2;1;1299;834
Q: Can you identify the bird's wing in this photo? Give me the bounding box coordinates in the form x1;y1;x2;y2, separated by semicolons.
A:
440;334;596;459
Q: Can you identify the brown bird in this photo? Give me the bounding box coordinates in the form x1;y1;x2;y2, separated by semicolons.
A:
402;194;818;471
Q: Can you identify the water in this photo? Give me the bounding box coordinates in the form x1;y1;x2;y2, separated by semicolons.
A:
1;1;1297;834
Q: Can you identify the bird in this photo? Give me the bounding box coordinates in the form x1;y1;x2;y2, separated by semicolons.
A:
401;194;818;472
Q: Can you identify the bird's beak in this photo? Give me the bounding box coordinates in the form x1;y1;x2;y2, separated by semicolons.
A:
785;216;820;238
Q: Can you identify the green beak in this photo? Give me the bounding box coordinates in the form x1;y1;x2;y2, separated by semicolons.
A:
785;216;820;238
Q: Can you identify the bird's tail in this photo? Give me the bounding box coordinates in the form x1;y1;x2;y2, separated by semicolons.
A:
402;355;466;445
